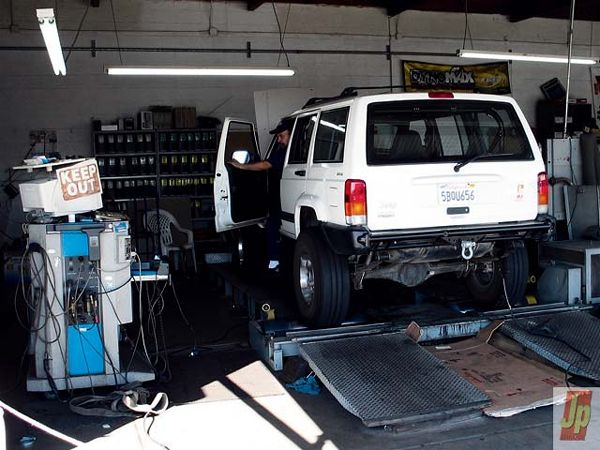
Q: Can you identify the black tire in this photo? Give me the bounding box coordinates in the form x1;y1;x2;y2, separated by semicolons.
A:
466;245;529;307
278;236;294;283
293;229;350;327
226;227;265;272
226;229;246;267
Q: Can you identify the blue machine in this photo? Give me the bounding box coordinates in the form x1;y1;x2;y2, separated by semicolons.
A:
67;324;104;376
61;230;106;377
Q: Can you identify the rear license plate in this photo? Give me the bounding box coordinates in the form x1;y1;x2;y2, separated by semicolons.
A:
438;183;476;204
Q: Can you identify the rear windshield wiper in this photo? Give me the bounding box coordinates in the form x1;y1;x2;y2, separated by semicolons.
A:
453;152;519;172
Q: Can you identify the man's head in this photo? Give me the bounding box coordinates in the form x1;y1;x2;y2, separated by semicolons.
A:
269;119;293;147
276;129;290;147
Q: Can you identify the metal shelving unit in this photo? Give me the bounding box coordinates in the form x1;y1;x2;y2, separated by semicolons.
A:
93;127;221;260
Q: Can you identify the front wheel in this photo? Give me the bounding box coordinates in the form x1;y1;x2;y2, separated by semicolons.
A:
293;229;350;327
466;245;529;307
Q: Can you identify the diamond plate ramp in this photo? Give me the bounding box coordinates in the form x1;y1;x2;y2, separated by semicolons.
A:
501;311;600;381
298;333;490;427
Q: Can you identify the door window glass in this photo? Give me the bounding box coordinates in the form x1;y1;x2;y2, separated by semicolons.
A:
288;114;317;164
313;108;349;163
225;122;259;163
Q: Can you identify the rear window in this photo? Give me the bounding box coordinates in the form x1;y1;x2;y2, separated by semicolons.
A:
366;100;533;165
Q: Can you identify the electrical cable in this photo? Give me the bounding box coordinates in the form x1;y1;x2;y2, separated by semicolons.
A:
70;270;101;392
207;0;214;32
387;16;393;92
34;245;72;399
143;411;171;450
567;188;579;231
568;139;577;185
109;0;124;65
566;139;579;233
500;269;513;318
64;2;90;63
144;274;172;381
19;234;135;398
170;282;199;351
462;0;474;50
271;2;290;67
72;265;128;387
97;275;135;294
131;254;154;373
276;3;291;66
98;268;152;385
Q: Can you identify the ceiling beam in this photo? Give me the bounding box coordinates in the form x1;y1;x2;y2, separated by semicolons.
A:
507;0;564;22
247;0;265;11
240;0;600;22
385;0;421;17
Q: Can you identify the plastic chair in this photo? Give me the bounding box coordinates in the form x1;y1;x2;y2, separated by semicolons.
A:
144;209;197;272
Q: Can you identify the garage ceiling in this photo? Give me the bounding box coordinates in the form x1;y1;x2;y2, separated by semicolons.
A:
242;0;600;22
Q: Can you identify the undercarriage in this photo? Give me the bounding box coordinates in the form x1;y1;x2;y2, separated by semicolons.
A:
351;242;501;289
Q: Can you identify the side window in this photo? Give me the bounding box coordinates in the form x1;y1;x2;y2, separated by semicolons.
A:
288;114;317;164
313;107;349;163
408;119;426;143
225;122;259;162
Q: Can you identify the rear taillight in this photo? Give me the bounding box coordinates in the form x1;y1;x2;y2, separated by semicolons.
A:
428;91;454;98
345;179;367;225
538;172;549;214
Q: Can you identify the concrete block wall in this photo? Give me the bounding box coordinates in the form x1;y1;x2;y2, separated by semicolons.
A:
0;0;598;241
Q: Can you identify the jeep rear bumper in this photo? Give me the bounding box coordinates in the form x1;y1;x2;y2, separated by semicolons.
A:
321;216;554;255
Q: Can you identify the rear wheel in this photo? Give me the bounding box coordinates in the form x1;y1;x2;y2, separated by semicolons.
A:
293;229;350;327
225;227;265;272
466;245;528;307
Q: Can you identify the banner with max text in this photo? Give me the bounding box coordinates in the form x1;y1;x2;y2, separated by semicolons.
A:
402;60;511;94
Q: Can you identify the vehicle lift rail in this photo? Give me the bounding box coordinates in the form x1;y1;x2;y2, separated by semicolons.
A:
249;303;593;371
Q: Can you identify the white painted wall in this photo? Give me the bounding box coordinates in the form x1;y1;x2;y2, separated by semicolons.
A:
0;0;599;241
254;88;315;152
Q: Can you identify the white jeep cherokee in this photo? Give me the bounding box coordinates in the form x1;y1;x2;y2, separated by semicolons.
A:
214;91;553;327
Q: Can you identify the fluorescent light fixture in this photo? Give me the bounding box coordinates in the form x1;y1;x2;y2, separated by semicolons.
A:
457;49;597;65
106;66;295;76
36;8;66;76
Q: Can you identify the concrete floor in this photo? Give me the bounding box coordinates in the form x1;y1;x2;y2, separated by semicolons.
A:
0;270;558;450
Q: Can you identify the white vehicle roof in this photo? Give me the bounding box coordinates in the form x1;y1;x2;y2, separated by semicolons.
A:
291;92;518;116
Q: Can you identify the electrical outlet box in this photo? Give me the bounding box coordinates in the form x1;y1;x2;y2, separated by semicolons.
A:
29;129;57;144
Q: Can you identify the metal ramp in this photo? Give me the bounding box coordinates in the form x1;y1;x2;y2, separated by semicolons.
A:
299;332;490;427
501;311;600;381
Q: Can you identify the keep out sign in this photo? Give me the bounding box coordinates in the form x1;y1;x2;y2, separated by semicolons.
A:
56;160;102;201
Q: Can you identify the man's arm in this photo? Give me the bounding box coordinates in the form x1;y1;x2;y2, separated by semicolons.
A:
229;160;272;171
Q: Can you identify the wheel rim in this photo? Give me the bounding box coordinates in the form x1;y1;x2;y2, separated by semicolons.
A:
299;255;315;306
237;235;245;265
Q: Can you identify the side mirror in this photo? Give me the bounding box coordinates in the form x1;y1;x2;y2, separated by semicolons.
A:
232;150;251;164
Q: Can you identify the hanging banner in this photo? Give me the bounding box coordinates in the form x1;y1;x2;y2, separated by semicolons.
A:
402;60;511;94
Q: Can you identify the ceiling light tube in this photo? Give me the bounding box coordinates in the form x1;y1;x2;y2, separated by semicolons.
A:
457;49;597;65
106;66;295;76
36;8;66;76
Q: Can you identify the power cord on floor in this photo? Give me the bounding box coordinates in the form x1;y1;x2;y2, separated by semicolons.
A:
170;281;200;355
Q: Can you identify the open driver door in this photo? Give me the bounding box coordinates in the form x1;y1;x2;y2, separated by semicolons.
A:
214;118;269;232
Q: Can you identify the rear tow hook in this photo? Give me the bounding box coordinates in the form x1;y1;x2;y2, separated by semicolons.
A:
461;241;476;260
